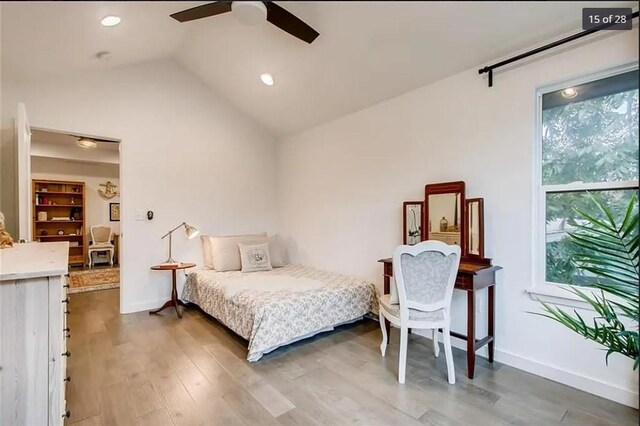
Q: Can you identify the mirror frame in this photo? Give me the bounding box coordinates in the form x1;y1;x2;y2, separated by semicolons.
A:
403;201;424;245
465;198;485;260
423;181;466;253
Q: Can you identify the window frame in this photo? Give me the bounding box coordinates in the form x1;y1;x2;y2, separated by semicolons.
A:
529;62;640;305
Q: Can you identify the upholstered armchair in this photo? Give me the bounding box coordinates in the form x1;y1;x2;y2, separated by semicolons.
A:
88;225;114;267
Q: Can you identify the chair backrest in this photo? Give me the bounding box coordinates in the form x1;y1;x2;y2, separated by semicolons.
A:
392;240;461;321
91;225;112;244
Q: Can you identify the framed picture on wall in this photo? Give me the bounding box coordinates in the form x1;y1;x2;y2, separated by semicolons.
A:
110;203;120;222
403;201;423;245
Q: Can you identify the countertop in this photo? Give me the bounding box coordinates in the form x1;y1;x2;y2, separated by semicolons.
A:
0;242;69;281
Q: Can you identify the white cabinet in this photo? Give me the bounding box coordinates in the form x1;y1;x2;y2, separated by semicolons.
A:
0;242;70;425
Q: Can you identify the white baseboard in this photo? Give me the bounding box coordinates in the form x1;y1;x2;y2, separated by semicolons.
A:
121;299;167;314
412;329;638;408
495;349;638;409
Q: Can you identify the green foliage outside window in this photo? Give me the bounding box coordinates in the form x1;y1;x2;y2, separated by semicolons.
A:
543;85;638;286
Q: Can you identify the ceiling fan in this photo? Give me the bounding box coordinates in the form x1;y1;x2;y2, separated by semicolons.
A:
170;1;319;44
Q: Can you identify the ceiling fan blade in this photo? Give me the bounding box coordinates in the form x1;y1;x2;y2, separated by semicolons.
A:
170;1;232;23
265;2;319;44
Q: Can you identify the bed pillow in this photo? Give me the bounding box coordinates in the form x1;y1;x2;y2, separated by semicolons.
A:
200;235;214;269
210;232;267;271
238;242;273;273
244;235;286;267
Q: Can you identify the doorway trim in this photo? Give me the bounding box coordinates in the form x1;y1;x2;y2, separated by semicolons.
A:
26;125;124;313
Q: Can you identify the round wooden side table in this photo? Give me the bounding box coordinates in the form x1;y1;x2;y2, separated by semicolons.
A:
149;262;196;318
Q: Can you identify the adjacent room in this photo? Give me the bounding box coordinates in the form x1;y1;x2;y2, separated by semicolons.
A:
31;129;121;293
0;2;637;426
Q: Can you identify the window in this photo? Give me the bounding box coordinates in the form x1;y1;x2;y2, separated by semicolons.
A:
536;67;639;288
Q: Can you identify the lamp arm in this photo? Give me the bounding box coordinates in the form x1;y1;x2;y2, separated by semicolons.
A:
161;222;187;239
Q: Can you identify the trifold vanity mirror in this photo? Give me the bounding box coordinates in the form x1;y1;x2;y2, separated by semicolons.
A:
419;181;487;262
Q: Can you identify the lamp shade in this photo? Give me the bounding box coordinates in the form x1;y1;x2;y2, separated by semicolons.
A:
184;223;200;240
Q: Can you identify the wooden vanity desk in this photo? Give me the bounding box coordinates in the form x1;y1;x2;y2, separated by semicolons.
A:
378;258;501;379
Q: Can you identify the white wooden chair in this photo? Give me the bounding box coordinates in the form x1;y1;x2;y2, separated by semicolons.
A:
88;225;114;268
379;240;461;384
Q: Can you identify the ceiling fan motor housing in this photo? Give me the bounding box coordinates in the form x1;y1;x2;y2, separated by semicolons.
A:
231;1;267;26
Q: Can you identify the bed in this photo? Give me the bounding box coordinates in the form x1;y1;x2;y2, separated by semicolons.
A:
182;264;377;361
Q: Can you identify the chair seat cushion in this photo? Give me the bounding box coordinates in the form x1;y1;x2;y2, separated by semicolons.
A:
379;294;445;322
89;243;114;249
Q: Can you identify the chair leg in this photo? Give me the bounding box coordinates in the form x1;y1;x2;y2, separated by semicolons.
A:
398;326;408;384
432;328;440;358
379;312;388;357
88;252;92;268
443;327;456;384
110;249;114;267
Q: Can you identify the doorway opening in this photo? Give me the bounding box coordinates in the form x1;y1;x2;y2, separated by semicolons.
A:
30;128;122;294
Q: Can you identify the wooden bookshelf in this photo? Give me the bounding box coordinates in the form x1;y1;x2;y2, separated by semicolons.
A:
32;179;86;267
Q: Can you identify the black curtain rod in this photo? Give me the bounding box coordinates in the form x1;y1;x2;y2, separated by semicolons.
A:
478;11;639;87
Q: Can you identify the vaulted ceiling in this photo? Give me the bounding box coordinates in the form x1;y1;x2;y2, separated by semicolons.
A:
2;1;636;137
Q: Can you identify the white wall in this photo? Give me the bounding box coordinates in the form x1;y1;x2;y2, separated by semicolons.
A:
277;30;639;406
2;59;279;313
31;156;121;235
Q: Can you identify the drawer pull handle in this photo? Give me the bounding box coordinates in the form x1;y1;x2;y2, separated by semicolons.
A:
62;351;71;357
63;284;70;288
64;376;71;382
65;310;70;315
62;297;70;304
63;327;70;332
62;410;71;418
66;333;71;339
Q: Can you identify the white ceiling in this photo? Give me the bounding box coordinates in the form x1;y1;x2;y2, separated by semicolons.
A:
1;1;199;79
3;1;637;137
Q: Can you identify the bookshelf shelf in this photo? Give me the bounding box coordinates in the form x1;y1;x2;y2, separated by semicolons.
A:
33;179;87;267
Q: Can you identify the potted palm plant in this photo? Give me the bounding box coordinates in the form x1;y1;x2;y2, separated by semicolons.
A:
539;194;639;370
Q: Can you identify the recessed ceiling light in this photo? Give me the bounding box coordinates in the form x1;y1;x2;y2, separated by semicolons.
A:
260;73;274;86
77;138;97;149
561;87;578;99
101;15;121;27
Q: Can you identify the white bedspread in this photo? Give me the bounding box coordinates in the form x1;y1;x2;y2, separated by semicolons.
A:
222;274;326;300
182;265;377;361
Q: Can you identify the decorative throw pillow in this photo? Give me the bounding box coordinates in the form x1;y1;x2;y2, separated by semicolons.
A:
209;232;267;271
243;234;287;267
238;242;273;272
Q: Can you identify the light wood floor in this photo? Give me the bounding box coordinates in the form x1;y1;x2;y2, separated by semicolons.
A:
67;289;638;426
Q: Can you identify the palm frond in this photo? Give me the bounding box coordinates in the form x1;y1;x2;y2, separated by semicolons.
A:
537;194;639;370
